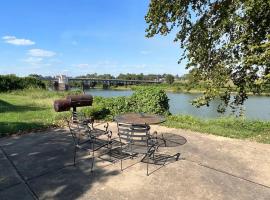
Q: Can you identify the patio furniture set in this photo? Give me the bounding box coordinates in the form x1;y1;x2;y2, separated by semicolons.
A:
54;95;181;176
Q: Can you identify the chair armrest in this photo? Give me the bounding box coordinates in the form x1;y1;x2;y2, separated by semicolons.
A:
104;122;109;132
107;130;112;139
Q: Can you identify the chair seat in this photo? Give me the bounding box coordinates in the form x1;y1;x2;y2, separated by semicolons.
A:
122;142;155;154
90;128;108;137
77;138;110;151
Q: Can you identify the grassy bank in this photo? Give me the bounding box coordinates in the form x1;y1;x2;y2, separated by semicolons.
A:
0;89;81;136
116;83;205;94
0;89;269;144
114;83;270;96
164;115;270;144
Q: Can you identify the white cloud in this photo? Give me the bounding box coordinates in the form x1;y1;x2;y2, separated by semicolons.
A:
73;63;90;68
28;49;56;57
140;50;151;55
2;35;35;46
22;57;44;68
24;57;43;63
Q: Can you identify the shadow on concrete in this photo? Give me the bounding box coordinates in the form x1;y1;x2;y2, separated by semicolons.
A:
28;160;119;200
157;133;187;148
98;137;183;176
0;129;119;200
0;99;46;113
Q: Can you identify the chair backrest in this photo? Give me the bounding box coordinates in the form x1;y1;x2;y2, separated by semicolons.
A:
117;123;150;145
66;119;90;145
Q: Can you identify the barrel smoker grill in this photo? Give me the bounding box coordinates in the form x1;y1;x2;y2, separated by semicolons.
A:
54;94;93;121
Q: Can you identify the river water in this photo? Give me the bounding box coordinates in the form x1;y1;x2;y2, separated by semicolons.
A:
84;89;270;120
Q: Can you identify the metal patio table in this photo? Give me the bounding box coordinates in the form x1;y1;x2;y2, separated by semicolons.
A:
114;113;165;125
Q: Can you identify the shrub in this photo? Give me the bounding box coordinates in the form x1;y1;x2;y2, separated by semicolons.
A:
130;87;170;115
82;87;170;120
0;75;46;92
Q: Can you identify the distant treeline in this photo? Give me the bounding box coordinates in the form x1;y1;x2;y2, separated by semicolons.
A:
76;73;183;81
0;75;46;92
25;73;185;81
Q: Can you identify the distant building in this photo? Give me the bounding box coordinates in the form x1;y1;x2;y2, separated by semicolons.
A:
54;75;69;91
56;75;68;84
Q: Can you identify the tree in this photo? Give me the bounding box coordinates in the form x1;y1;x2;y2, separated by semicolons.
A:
165;74;175;84
145;0;270;112
28;74;43;79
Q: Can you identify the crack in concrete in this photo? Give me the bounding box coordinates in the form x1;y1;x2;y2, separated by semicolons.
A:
184;158;270;190
0;146;39;200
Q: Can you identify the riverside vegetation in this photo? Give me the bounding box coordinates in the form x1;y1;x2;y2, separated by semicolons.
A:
0;86;270;144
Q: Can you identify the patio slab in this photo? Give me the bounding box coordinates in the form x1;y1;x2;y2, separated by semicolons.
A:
0;149;21;190
78;159;270;200
0;124;269;200
0;129;75;180
0;183;34;200
149;125;270;187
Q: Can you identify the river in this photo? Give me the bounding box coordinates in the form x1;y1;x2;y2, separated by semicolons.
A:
84;89;270;120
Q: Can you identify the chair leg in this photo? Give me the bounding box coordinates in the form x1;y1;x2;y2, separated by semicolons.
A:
147;153;149;176
109;145;112;162
175;153;180;161
73;147;77;166
162;134;166;147
91;141;95;172
108;139;112;162
121;148;125;171
120;144;123;171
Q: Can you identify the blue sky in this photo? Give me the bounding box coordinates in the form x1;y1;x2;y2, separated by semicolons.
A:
0;0;187;77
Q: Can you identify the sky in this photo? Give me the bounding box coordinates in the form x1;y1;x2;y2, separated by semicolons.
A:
0;0;187;77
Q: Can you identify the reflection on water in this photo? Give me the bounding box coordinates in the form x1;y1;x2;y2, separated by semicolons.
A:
84;89;270;120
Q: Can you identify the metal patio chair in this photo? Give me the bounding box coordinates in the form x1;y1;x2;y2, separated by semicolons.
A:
67;115;112;172
117;122;160;176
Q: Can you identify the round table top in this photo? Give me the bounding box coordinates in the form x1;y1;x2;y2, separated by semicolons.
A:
114;113;165;125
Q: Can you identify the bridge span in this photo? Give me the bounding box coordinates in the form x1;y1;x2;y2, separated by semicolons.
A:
54;75;162;90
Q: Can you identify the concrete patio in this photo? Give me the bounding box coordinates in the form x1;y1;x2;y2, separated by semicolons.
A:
0;123;270;200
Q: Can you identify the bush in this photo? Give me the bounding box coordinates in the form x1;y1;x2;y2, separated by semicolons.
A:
82;87;170;120
0;75;46;92
130;87;170;115
82;96;132;120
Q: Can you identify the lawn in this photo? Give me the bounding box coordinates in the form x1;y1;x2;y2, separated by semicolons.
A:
0;89;79;136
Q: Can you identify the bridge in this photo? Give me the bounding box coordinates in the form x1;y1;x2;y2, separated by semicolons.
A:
54;75;162;90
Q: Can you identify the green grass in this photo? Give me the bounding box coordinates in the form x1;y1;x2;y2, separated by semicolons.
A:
0;89;81;136
1;88;270;144
164;115;270;144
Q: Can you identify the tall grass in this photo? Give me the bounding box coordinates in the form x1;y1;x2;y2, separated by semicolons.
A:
164;115;270;144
